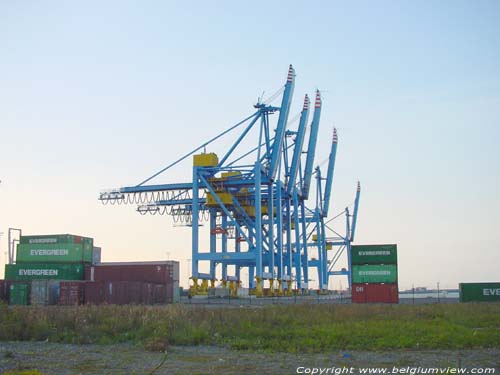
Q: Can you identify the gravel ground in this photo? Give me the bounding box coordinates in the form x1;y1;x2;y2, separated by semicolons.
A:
0;342;499;375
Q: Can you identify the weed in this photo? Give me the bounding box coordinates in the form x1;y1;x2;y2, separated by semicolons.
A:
0;304;498;352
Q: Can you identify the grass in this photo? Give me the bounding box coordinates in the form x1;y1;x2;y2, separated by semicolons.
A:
0;302;499;352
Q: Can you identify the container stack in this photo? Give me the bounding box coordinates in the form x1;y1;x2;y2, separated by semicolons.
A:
350;244;399;303
84;261;180;304
1;233;180;306
4;234;97;305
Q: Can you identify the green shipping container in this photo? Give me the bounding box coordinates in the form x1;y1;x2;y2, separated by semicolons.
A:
9;283;30;305
351;244;398;265
460;283;500;302
5;263;84;281
83;237;93;263
352;264;398;283
16;243;92;263
20;234;93;245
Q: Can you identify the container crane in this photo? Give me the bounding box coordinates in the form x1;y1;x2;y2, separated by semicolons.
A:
99;65;360;295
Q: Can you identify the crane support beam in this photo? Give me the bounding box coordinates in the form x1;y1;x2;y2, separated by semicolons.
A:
197;252;257;261
137;111;260;186
218;113;262;166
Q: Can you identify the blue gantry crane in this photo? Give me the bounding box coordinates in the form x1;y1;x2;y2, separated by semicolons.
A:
99;65;360;295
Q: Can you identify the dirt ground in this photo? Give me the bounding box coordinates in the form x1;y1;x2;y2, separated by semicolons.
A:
0;342;498;375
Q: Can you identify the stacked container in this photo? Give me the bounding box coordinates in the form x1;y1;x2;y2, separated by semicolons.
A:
17;234;93;263
4;233;97;305
350;244;398;303
5;263;85;281
84;261;180;305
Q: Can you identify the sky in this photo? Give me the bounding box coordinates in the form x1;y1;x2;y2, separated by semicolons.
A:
1;1;499;289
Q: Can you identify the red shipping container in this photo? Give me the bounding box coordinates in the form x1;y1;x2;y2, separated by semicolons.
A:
152;284;166;304
85;281;105;305
85;280;174;305
166;284;174;303
352;283;399;304
142;283;154;305
103;281;143;305
59;281;84;305
85;262;177;285
104;281;124;305
125;282;143;304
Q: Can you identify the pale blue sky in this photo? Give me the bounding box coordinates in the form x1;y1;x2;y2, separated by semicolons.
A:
1;1;499;289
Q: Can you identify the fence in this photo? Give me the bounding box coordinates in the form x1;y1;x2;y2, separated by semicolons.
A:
181;293;350;306
180;289;460;306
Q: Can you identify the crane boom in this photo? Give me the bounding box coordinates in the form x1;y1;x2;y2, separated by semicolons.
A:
322;128;338;217
302;90;322;199
268;65;295;180
286;94;310;195
350;181;361;241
